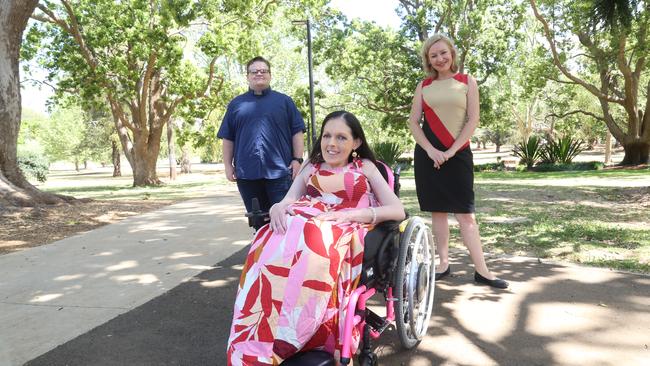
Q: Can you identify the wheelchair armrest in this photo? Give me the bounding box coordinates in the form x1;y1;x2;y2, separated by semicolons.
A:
374;219;401;231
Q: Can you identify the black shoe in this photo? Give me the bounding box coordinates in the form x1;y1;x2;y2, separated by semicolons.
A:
435;267;451;281
474;271;509;289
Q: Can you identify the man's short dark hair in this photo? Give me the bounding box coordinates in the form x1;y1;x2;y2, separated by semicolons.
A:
246;56;271;73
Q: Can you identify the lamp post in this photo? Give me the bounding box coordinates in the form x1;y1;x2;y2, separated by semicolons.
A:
292;19;317;147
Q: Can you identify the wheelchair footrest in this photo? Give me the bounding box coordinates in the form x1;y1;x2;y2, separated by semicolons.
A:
365;309;390;335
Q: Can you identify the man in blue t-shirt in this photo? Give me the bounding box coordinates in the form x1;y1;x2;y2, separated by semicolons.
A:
217;56;305;213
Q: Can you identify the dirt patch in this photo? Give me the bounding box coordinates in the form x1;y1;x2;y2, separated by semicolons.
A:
0;199;173;255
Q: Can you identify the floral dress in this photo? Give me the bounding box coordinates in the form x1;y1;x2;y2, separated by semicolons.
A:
227;159;376;366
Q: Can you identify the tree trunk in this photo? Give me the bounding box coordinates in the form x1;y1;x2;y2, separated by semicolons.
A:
132;130;163;186
112;140;121;177
167;118;176;181
620;141;650;165
495;143;501;153
604;131;612;164
0;0;72;207
180;146;191;174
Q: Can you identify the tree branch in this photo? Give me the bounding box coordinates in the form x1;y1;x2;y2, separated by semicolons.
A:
59;0;98;69
139;52;158;132
108;95;136;132
529;0;623;104
639;81;650;141
545;110;605;121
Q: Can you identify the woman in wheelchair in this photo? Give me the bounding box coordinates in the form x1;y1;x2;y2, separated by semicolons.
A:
227;111;406;365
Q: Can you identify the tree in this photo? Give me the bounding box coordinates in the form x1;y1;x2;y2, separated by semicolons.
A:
0;0;73;207
530;0;650;165
396;0;525;83
314;18;420;129
27;0;282;186
42;106;82;163
315;1;525;134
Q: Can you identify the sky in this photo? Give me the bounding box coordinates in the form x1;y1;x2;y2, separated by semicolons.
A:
21;1;401;115
329;0;401;29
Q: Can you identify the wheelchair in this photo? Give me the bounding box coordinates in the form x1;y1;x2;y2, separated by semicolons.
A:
245;163;436;366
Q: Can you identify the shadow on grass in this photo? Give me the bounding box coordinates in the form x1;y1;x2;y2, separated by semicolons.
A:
399;181;649;274
475;166;650;181
42;181;217;201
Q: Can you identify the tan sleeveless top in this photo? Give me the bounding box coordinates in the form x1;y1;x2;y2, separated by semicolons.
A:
421;74;469;149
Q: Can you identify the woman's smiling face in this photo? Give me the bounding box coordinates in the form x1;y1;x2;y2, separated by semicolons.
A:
428;40;454;74
320;117;361;168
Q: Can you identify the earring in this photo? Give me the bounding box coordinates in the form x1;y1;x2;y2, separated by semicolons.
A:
352;150;358;159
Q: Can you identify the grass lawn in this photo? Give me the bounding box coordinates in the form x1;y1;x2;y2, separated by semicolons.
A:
36;165;650;274
398;167;650;273
39;166;230;201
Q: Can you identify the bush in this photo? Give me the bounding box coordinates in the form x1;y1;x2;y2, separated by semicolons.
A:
474;161;506;172
541;135;585;164
18;151;50;182
532;161;604;172
395;156;413;171
513;136;543;169
373;141;402;167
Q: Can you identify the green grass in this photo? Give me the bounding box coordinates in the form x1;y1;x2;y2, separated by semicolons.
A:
400;166;650;180
399;168;650;274
39;169;228;201
475;167;650;180
38;167;650;273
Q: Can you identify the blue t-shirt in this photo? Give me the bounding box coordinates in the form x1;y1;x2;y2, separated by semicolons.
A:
217;88;305;180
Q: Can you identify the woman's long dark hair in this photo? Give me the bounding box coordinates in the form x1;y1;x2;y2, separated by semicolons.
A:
308;111;377;165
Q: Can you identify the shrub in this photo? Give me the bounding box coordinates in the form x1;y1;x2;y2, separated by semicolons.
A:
395;156;413;171
512;136;543;169
373;141;402;167
18;151;50;182
533;161;604;172
541;135;585;164
474;161;506;172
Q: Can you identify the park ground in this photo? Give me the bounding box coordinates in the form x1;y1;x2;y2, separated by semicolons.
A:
1;145;649;274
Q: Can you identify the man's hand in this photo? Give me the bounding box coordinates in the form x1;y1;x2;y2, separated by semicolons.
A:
289;160;302;179
225;165;237;182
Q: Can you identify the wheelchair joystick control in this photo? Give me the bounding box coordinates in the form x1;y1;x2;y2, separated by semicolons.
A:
246;198;269;231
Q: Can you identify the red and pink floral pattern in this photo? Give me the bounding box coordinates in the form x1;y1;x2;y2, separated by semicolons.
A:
227;159;375;365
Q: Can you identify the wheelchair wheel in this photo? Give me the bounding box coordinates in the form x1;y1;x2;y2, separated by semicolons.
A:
394;216;435;349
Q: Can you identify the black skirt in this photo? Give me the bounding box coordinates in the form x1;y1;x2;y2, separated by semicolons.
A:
414;122;475;213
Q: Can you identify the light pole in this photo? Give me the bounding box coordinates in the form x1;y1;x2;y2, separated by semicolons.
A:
292;19;317;147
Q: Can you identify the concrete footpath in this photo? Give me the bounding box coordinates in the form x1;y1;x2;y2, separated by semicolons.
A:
0;191;252;366
1;193;649;366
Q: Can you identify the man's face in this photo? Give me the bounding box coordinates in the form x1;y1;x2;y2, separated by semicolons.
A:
247;61;271;91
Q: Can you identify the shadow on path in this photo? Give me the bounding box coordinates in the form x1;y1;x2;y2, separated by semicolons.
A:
25;250;649;366
25;247;248;366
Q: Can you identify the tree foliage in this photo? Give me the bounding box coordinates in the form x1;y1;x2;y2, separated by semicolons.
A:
530;0;650;165
26;0;296;186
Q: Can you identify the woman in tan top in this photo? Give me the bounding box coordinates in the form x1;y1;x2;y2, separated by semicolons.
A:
407;34;508;289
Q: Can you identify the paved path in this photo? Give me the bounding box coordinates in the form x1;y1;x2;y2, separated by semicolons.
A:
1;194;649;366
0;191;252;366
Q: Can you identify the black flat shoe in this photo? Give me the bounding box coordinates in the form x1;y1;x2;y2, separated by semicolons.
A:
435;267;451;281
474;271;509;289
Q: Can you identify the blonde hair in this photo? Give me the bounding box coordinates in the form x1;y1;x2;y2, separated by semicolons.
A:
421;34;459;78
